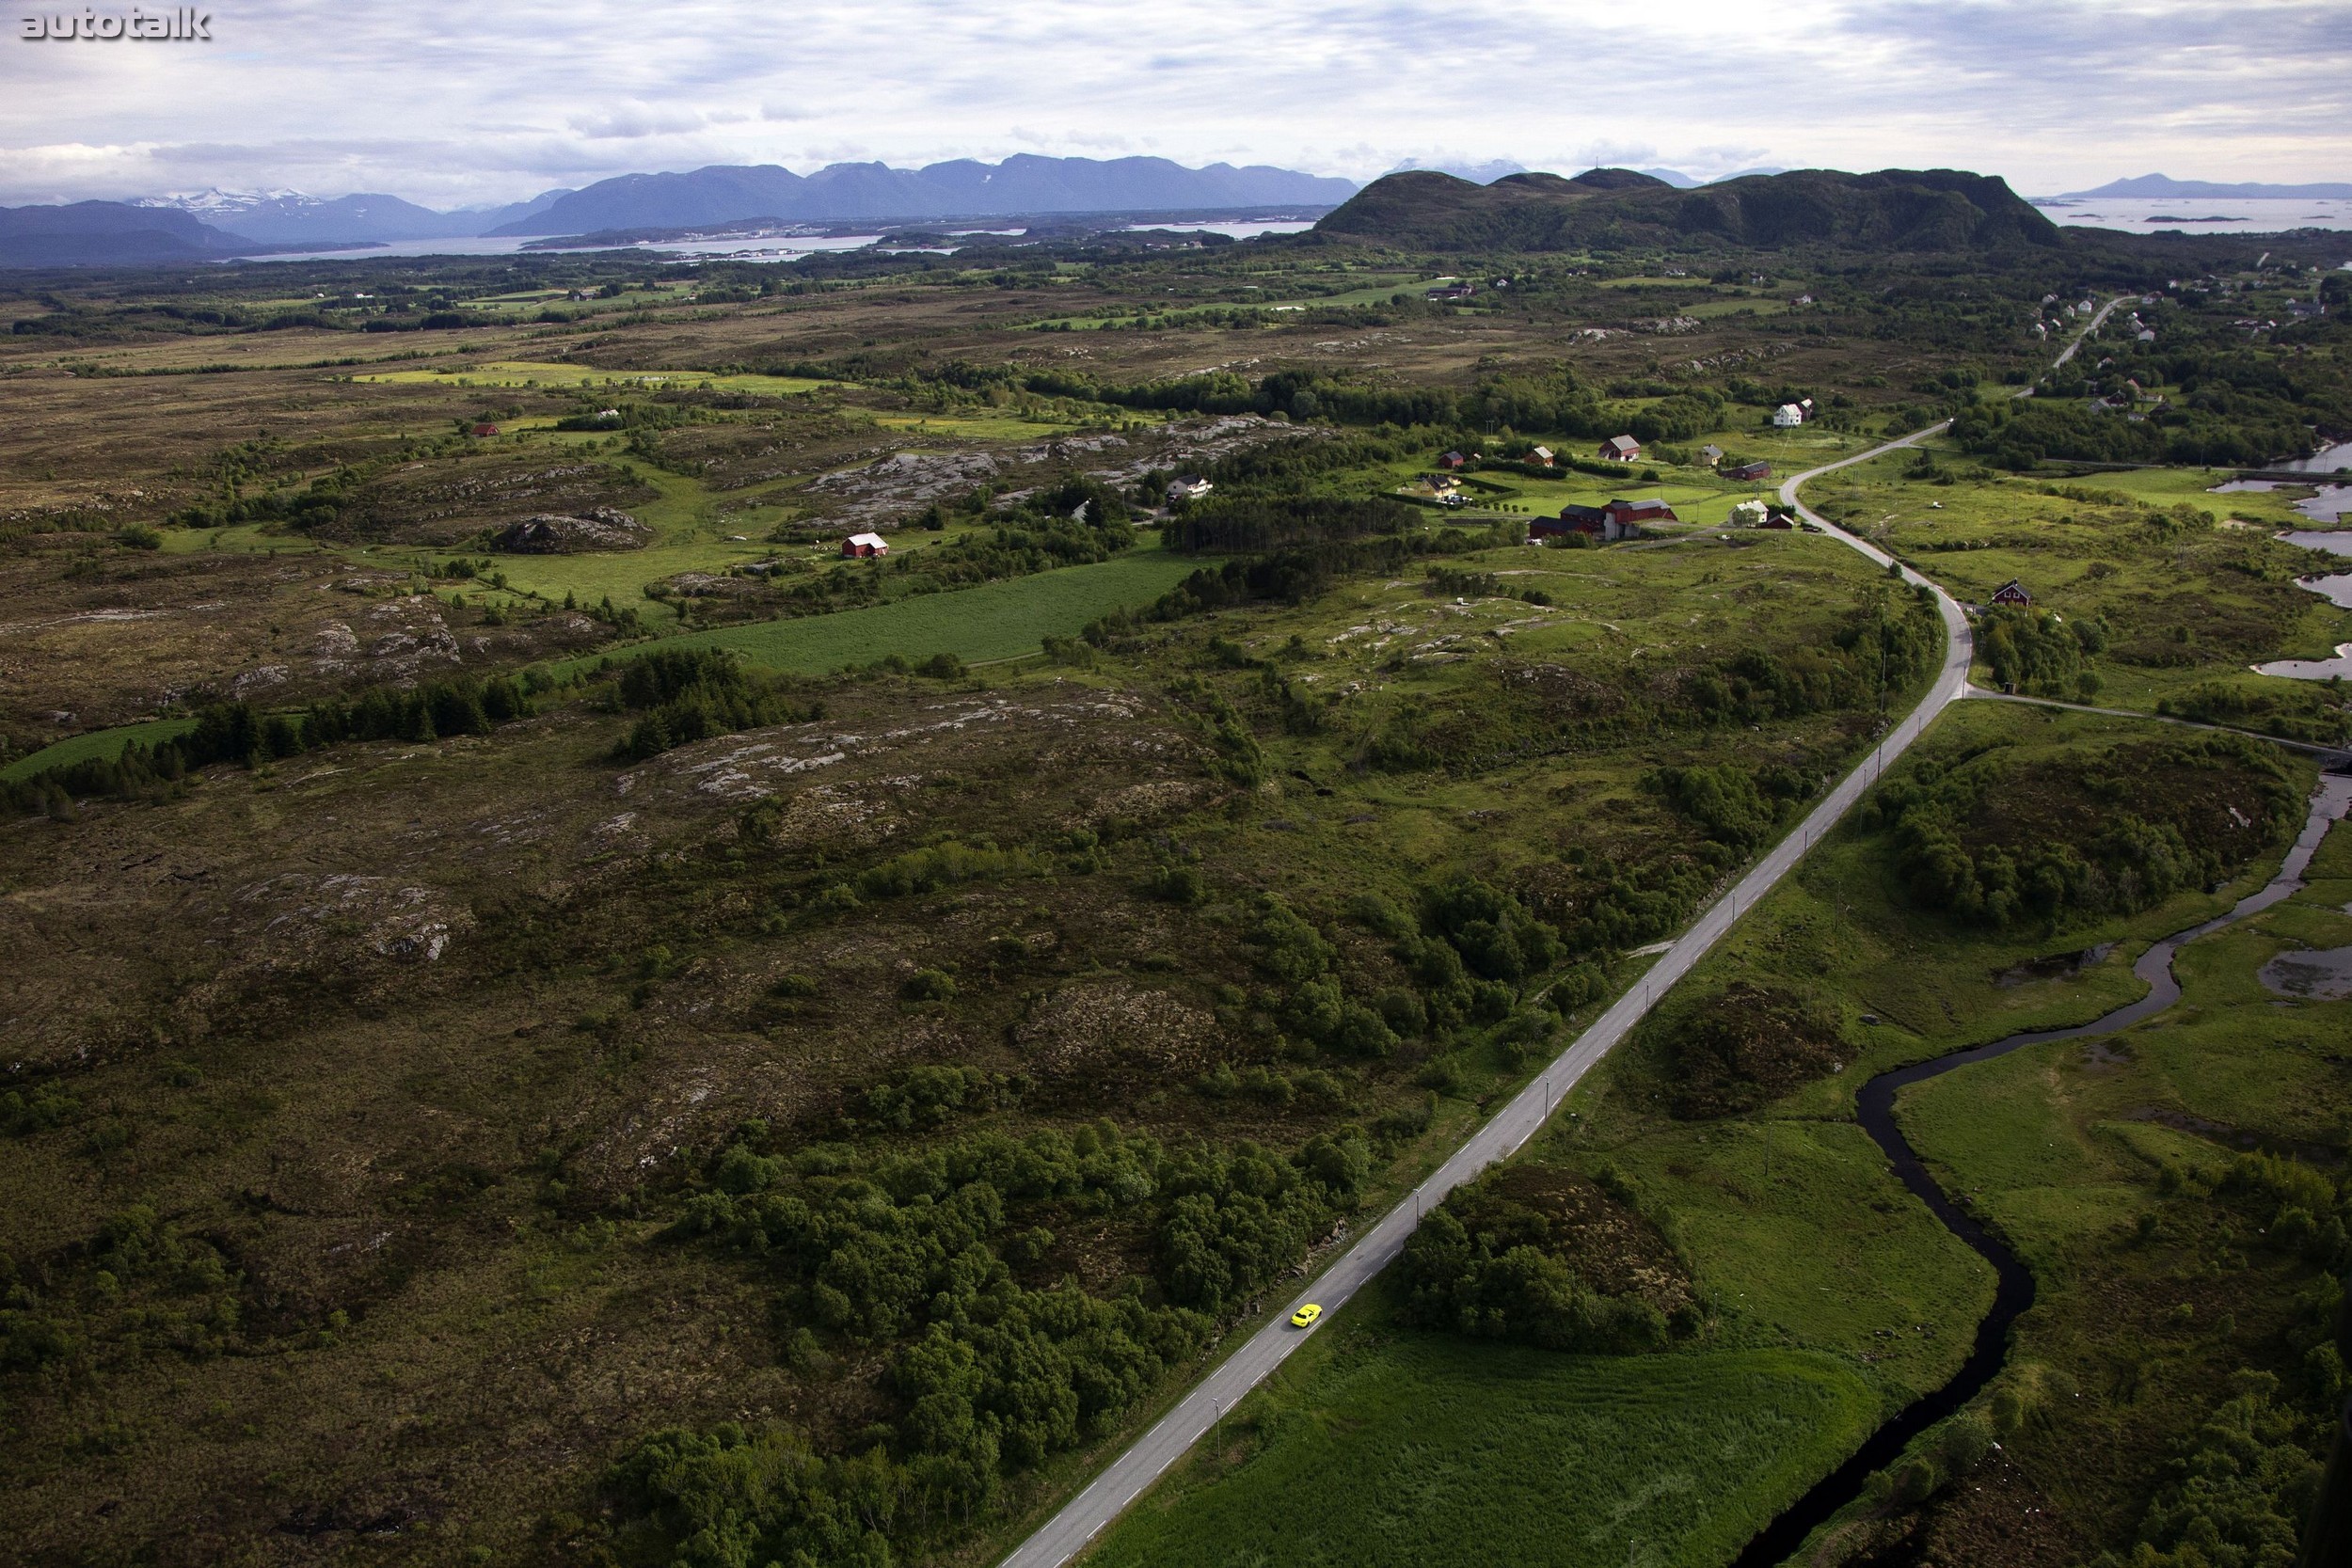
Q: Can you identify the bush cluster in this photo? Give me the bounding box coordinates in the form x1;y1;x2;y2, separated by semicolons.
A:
629;1117;1374;1562
611;649;822;761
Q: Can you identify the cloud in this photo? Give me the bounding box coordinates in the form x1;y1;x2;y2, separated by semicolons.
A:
566;106;707;140
0;0;2341;207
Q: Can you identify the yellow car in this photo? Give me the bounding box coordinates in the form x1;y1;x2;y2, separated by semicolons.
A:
1289;1303;1323;1328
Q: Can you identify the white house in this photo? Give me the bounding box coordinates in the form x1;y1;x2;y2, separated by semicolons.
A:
1167;477;1214;503
1772;404;1805;428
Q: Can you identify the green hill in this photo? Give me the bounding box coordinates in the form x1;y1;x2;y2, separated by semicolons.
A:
1314;166;2062;253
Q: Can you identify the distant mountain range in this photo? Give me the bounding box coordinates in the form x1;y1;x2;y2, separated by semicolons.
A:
486;156;1356;235
1315;166;2060;252
132;187;570;243
0;154;1359;266
2057;173;2352;200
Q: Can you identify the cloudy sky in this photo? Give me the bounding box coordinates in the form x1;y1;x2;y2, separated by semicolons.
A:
3;0;2346;208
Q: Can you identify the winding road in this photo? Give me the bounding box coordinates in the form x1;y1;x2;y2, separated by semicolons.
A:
998;301;2126;1568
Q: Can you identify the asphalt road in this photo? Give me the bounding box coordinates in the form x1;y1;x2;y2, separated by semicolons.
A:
997;302;2126;1568
999;452;1975;1568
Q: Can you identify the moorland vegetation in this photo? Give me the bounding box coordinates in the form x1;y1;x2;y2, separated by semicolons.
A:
0;182;2345;1568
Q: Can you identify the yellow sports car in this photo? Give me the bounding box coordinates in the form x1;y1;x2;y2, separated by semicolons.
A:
1289;1303;1322;1328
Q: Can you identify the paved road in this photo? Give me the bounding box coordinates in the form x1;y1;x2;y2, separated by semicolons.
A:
998;299;2131;1568
1000;461;1979;1568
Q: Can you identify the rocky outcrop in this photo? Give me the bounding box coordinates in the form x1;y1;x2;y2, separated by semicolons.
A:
490;507;651;553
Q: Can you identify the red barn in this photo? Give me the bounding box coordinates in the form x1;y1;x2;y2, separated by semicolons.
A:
470;422;500;437
1603;498;1677;531
1598;435;1642;463
842;531;889;559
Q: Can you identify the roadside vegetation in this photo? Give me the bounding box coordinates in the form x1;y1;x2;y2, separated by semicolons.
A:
1089;701;2339;1567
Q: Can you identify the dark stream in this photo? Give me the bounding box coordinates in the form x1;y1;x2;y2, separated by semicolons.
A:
1731;771;2352;1565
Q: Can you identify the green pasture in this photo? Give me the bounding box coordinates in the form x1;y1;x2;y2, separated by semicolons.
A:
2088;465;2336;528
3;717;199;782
570;547;1208;675
349;360;839;396
1085;1323;1878;1568
867;408;1102;440
1025;275;1417;329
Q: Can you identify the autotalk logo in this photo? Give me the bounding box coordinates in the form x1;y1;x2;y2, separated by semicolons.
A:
19;8;213;40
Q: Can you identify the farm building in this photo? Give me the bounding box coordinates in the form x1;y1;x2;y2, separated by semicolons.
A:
1439;451;1468;470
1604;498;1677;530
1538;497;1675;544
1724;460;1772;482
1533;507;1606;542
1598;435;1643;462
470;422;501;437
1698;444;1724;467
842;532;890;559
1729;499;1770;527
1991;579;2032;606
1528;445;1554;467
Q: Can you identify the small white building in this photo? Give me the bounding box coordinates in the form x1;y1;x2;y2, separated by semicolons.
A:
1167;477;1214;503
1772;404;1805;428
1729;499;1770;527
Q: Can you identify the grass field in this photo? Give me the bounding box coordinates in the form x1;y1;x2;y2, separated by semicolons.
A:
2;716;197;781
347;360;841;396
576;547;1209;673
1025;275;1418;329
1086;1320;1879;1568
1804;450;2352;711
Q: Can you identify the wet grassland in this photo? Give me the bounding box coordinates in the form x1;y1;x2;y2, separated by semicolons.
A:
1089;697;2351;1567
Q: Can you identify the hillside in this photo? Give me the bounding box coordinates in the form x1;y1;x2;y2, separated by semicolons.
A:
1314;166;2063;252
0;201;253;268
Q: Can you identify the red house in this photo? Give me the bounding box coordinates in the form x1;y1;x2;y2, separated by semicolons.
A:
1604;498;1677;531
1439;451;1468;470
1598;435;1642;463
470;422;501;437
1539;497;1677;544
1724;460;1772;483
842;531;889;559
1991;579;2031;607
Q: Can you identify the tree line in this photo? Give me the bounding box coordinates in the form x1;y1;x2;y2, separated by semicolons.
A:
6;673;536;817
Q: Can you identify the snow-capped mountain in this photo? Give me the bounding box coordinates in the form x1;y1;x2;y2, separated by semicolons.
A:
127;187;569;244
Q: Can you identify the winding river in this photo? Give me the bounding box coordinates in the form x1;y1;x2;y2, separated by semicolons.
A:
1732;768;2352;1565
